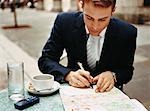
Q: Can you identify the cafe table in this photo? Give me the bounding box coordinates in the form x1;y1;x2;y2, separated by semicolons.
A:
0;88;64;111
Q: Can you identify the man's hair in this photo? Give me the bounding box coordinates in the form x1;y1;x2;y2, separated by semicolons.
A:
80;0;116;9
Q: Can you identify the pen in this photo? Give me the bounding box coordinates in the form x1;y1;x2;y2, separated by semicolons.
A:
77;62;93;89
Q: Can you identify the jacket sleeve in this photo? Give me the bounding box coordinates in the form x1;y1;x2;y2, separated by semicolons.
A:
38;13;71;83
114;26;137;86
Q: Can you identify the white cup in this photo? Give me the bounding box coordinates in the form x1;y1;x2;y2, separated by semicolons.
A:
31;74;54;91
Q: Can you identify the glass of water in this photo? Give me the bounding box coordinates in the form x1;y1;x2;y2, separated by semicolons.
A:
7;62;25;101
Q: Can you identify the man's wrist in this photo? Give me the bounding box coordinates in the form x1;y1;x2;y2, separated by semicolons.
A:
64;71;73;82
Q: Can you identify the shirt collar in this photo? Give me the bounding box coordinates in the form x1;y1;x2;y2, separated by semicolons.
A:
85;25;107;38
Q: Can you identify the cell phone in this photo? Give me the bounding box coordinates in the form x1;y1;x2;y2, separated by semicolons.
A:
14;96;40;110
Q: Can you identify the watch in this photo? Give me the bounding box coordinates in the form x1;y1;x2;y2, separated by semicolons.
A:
112;72;117;82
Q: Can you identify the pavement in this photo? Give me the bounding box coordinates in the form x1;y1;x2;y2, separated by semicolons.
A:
0;8;150;110
0;29;42;89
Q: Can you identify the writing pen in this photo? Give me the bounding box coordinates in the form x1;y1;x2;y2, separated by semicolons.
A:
77;62;93;89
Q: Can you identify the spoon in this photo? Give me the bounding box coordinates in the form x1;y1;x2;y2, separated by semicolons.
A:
36;88;54;92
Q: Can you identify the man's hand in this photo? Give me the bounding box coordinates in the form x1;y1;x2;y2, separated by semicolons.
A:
65;70;93;88
93;71;115;93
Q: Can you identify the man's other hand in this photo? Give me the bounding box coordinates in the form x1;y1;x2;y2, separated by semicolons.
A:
93;71;115;93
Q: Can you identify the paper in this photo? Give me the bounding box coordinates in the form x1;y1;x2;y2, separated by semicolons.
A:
60;85;147;111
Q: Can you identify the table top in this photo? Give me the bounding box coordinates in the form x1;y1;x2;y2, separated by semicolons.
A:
0;89;64;111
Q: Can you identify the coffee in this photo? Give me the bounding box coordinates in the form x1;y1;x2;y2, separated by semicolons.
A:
33;75;52;80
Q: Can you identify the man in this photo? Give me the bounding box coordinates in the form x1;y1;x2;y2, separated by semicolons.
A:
38;0;137;93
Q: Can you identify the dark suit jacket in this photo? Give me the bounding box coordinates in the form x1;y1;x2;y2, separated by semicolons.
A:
38;12;137;89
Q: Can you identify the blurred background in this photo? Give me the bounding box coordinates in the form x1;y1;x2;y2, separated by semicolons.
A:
0;0;150;110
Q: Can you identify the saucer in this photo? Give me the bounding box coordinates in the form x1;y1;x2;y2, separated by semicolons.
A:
26;81;60;95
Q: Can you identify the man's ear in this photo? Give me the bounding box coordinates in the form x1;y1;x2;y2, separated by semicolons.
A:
112;7;116;15
80;0;84;8
79;0;84;11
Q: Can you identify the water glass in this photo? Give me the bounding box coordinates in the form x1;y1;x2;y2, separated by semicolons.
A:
7;62;25;101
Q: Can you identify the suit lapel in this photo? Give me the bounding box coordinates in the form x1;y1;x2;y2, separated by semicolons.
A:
99;18;115;65
73;13;89;69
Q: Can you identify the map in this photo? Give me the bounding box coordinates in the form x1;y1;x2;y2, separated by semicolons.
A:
60;85;147;111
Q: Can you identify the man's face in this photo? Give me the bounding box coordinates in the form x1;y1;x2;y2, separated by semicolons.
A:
83;1;115;36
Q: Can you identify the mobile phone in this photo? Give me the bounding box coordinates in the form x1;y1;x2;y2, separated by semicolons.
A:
14;96;39;110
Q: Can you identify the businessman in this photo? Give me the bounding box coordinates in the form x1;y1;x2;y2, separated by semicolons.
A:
38;0;137;92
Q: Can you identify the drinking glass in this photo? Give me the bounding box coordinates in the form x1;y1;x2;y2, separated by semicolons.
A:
7;62;25;101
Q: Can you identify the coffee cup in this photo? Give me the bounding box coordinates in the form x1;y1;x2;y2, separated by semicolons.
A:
31;74;54;91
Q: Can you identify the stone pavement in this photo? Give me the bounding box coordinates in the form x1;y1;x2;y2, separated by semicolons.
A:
0;8;58;59
0;8;150;110
0;30;42;90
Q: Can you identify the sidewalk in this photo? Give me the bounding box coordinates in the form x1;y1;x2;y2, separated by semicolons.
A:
0;31;41;90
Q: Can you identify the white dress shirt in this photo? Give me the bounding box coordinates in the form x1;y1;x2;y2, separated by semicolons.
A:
85;26;107;68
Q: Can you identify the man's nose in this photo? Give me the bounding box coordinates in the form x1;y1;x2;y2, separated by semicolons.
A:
92;23;99;30
93;24;99;30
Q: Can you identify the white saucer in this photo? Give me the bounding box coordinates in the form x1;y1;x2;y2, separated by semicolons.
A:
26;81;60;95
